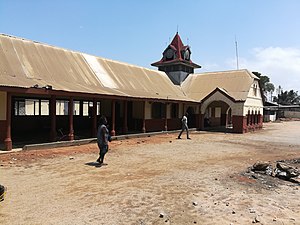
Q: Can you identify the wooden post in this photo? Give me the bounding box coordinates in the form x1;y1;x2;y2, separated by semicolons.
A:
92;99;97;137
123;100;128;133
164;103;168;131
50;95;56;141
111;100;116;136
4;92;12;151
68;98;74;141
142;101;146;133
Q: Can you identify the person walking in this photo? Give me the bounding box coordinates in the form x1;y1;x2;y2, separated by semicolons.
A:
178;113;191;139
0;184;6;202
96;116;111;164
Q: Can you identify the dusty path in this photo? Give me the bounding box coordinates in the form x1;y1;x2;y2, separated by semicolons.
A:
0;121;299;225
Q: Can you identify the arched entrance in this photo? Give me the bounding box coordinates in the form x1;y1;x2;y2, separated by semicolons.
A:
203;100;232;132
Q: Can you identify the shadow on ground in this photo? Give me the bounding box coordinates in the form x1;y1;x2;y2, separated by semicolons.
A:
85;162;107;168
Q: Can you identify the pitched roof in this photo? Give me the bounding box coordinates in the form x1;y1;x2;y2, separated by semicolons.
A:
181;69;259;102
0;34;195;102
151;32;201;68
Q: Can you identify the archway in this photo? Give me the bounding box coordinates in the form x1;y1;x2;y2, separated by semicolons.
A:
203;100;232;132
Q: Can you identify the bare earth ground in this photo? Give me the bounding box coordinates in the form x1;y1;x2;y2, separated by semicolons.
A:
0;121;299;225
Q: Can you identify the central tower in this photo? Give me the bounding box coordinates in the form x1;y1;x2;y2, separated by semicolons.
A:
151;32;201;85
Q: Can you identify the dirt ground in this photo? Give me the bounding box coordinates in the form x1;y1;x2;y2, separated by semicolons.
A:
0;121;299;225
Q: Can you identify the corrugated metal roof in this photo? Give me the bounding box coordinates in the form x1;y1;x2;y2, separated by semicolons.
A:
0;34;195;102
181;69;256;102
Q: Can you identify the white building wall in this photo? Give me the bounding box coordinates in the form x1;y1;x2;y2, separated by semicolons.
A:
243;80;264;115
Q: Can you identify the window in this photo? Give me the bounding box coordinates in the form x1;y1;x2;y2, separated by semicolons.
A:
253;83;258;96
97;102;101;115
74;101;80;115
151;102;166;119
25;99;39;115
40;100;49;115
14;99;25;116
82;101;94;116
14;98;50;116
56;100;69;115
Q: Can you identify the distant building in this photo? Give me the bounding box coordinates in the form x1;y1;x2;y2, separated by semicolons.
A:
0;33;263;150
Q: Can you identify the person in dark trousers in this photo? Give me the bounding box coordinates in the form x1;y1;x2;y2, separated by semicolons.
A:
178;113;191;139
0;184;6;201
96;116;111;164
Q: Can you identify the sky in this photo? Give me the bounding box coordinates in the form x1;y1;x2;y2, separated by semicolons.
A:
1;0;300;95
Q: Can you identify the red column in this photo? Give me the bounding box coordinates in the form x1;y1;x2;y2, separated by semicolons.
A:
142;101;146;133
111;100;116;136
164;103;168;131
232;115;247;133
92;99;97;137
50;95;56;141
4;92;12;151
123;100;128;133
68;98;74;141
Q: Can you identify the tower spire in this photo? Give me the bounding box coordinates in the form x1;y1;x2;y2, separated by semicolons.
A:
151;32;201;85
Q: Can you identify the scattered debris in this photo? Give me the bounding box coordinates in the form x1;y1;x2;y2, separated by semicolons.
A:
275;162;299;180
252;215;260;223
249;208;256;213
244;158;300;187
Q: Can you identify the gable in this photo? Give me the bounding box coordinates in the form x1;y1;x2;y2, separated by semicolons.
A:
182;69;256;102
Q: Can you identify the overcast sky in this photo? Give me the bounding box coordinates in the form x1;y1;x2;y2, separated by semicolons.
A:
1;0;300;93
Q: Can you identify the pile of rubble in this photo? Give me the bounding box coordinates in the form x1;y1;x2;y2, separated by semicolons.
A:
248;158;300;184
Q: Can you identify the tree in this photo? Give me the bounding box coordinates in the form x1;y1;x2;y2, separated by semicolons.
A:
252;72;275;101
273;88;300;105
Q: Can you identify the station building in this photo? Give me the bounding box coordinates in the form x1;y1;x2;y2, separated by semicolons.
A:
0;33;263;150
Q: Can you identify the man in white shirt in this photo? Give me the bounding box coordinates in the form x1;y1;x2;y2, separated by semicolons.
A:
178;113;191;139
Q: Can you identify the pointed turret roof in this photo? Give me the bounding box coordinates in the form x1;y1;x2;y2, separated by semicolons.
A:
151;32;200;68
169;32;184;60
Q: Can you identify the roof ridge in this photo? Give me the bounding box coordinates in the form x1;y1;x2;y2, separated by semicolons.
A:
193;69;249;75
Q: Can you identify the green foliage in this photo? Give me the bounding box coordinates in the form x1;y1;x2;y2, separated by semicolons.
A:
273;89;300;105
252;71;275;100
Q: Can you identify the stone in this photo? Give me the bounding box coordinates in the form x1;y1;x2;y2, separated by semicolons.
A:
252;161;270;171
159;212;165;218
69;156;74;160
193;201;198;206
249;208;255;213
276;162;299;179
